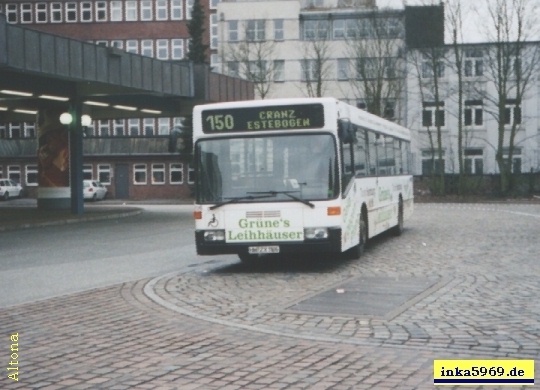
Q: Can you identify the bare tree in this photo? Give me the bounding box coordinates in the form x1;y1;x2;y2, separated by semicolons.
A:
478;0;540;193
345;12;405;120
410;46;448;195
224;21;277;99
299;20;333;98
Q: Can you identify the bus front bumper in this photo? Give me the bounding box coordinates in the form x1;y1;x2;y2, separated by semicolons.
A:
195;228;342;256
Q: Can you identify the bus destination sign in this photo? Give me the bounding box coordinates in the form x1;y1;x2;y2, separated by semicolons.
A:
202;103;325;133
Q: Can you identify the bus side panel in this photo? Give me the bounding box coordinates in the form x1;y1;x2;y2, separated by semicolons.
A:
341;177;377;252
370;175;413;237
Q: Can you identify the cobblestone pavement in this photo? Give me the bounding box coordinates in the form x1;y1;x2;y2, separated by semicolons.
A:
2;203;539;389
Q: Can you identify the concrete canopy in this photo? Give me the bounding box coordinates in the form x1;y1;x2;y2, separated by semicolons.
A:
0;15;248;122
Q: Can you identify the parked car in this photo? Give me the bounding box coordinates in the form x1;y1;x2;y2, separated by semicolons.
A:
83;180;108;201
0;179;23;200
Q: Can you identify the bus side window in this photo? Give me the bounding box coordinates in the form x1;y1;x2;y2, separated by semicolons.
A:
355;129;367;177
385;136;395;175
402;141;411;174
341;138;355;191
395;139;403;174
367;131;378;176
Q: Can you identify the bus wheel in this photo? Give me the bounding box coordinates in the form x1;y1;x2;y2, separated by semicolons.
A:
392;198;404;236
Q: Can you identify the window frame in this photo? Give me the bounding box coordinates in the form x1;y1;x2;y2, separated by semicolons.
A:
151;163;166;185
133;164;148;185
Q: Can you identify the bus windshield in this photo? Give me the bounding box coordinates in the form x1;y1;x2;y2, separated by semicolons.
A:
196;134;339;204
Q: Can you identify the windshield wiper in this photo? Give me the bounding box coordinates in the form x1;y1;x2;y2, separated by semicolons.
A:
209;194;274;210
247;190;315;208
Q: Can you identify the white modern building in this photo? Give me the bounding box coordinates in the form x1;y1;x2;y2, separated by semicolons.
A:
214;0;540;176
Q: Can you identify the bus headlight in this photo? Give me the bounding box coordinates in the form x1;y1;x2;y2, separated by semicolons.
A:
204;230;225;241
304;227;329;240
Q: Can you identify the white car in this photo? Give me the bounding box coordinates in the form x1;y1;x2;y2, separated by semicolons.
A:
0;179;23;200
83;180;108;201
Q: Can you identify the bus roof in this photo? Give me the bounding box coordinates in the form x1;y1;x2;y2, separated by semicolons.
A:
194;98;411;142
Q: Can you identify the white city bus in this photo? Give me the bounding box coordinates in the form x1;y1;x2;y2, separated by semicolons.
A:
193;98;413;263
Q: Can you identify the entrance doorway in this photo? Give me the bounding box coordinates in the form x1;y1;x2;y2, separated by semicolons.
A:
115;164;130;199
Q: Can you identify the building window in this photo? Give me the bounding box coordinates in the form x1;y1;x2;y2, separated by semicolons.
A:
98;164;111;184
170;163;184;184
141;40;154;57
422;53;445;78
126;40;138;54
65;2;78;22
158;118;170;135
273;60;284;82
129;119;140;135
228;21;239;42
36;3;48;23
111;40;124;49
110;1;122;21
98;120;110;136
9;123;21;139
125;1;138;21
171;39;184;59
303;20;329;40
464;48;483;77
210;14;219;49
80;2;93;22
248;60;267;82
337;58;349;80
83;164;93;180
152;164;166;184
246;20;265;41
154;0;167;20
95;1;107;21
503;100;522;126
503;148;522;173
421;150;445;175
171;0;183;20
141;1;153;21
464;100;483;127
143;118;154;136
156;39;169;60
188;164;195;184
228;62;239;78
301;60;319;82
186;0;194;19
8;166;21;183
113;119;125;136
21;3;33;24
464;148;483;174
422;102;445;128
134;164;147;184
274;19;284;40
50;3;62;22
26;165;38;186
6;4;18;23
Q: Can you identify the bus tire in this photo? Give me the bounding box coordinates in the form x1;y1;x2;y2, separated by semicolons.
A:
391;198;404;236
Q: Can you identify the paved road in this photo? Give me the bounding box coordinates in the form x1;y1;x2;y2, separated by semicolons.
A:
1;203;539;389
0;205;196;307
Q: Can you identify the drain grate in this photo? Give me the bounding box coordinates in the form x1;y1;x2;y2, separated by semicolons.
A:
285;276;446;320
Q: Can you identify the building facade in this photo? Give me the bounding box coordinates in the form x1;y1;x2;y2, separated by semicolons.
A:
215;0;540;175
0;0;228;200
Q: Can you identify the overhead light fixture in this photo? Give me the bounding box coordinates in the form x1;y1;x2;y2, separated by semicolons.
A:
1;89;33;97
14;109;38;115
0;107;8;111
113;104;137;111
84;100;109;107
141;108;162;114
59;112;73;125
81;114;92;127
39;94;69;102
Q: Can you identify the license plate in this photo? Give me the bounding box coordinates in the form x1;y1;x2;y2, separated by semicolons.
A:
248;246;280;254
